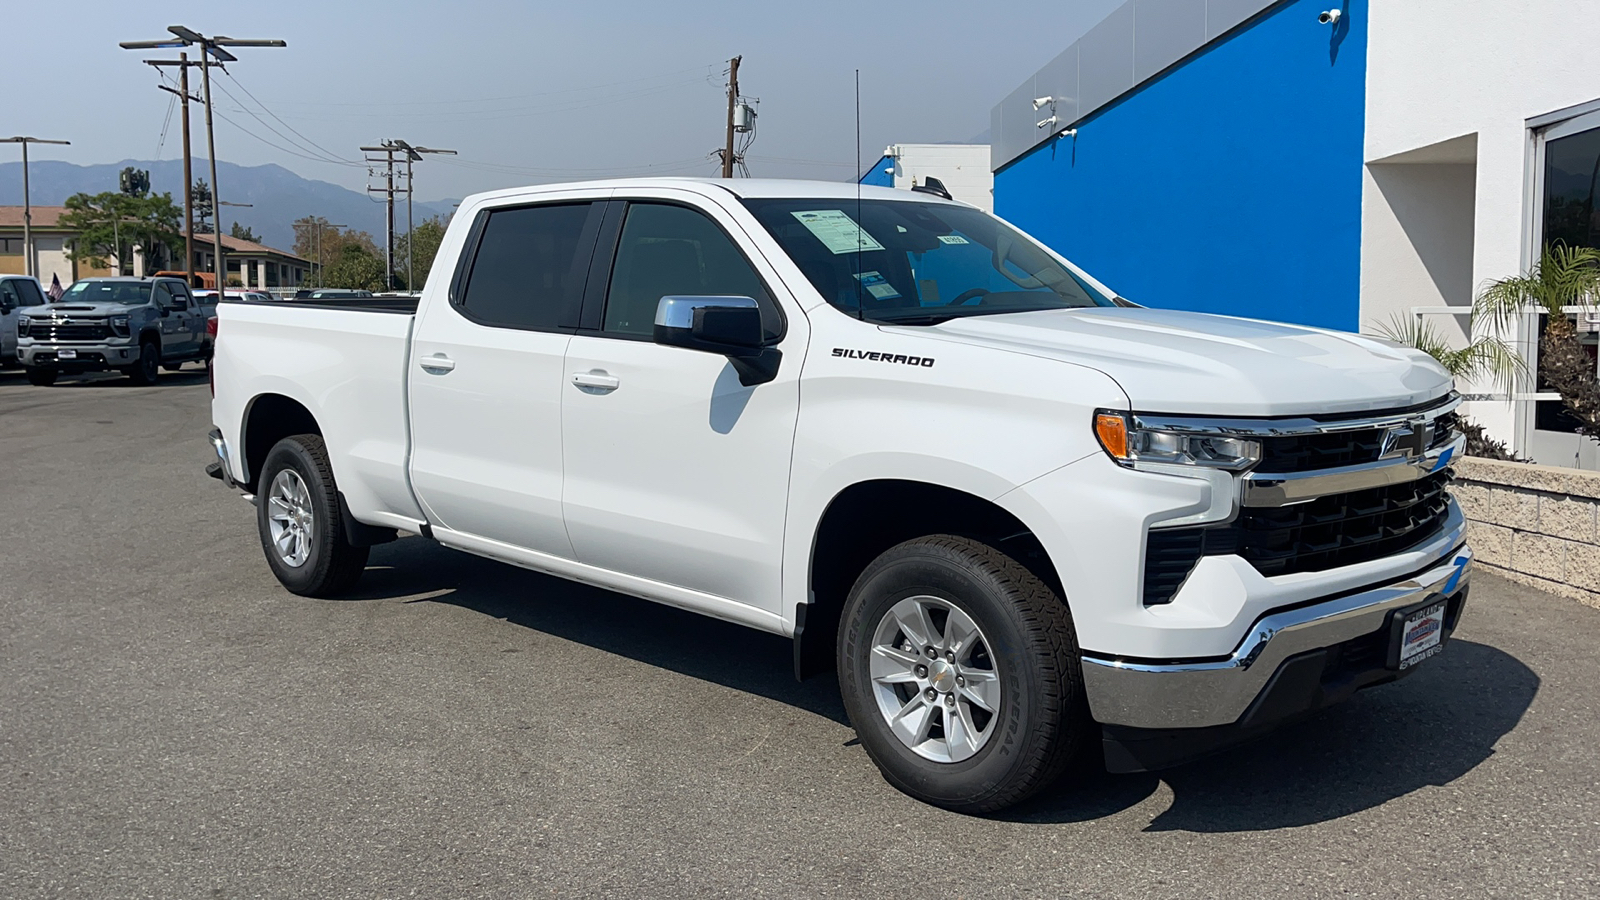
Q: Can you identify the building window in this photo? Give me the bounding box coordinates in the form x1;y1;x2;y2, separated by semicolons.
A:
0;238;22;254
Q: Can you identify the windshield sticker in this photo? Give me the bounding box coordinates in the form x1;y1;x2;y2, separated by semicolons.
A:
937;234;970;245
852;270;901;301
791;210;886;255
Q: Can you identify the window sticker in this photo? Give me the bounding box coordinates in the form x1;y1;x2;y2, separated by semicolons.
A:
937;234;970;245
791;209;886;255
852;270;901;301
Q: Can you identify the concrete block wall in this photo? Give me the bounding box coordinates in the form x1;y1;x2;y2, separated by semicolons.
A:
1452;456;1600;610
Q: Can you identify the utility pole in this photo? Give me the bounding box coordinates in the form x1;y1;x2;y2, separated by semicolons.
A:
721;55;741;178
122;26;286;289
145;54;200;286
1;136;71;279
365;139;454;291
361;144;397;290
390;139;455;291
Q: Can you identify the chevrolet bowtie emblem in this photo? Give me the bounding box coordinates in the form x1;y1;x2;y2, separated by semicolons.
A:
1380;417;1430;460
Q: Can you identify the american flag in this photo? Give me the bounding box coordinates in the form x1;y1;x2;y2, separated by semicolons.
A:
46;273;64;301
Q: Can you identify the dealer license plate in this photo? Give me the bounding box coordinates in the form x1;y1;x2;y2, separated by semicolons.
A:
1397;601;1447;670
57;349;77;359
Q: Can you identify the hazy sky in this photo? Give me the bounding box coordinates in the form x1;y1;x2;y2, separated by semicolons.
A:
6;0;1123;203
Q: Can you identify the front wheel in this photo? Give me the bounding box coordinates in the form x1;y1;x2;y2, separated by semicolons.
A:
26;367;57;386
255;434;369;597
837;535;1089;814
125;341;159;385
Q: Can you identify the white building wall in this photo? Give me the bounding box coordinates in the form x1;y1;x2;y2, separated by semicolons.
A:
886;144;993;211
1361;0;1600;452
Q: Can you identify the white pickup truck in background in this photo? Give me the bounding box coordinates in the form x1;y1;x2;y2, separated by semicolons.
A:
208;178;1472;813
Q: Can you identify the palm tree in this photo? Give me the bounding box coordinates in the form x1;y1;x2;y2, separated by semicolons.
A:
1372;314;1522;392
1476;242;1600;435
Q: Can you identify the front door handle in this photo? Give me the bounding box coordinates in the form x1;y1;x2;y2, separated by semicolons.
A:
419;354;456;373
572;370;619;392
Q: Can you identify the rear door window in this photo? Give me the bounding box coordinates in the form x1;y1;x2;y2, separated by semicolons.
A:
457;202;598;331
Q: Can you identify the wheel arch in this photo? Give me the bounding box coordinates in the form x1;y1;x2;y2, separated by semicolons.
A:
241;392;322;494
795;478;1067;681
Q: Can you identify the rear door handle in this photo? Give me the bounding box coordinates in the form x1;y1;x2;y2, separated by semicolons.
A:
572;370;619;392
419;354;456;373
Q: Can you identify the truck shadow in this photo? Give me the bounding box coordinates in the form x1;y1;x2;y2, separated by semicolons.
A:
358;539;1537;830
1007;638;1539;830
359;537;850;726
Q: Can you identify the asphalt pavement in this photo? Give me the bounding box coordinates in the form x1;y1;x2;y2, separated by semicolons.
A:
1;369;1596;899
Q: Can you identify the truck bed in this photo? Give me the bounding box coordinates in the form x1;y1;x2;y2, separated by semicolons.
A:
211;298;425;526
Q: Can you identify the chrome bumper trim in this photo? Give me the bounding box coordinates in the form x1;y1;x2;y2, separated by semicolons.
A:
1081;540;1473;730
208;428;241;490
1240;432;1464;507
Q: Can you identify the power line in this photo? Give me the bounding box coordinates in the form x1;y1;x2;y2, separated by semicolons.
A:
208;76;362;168
154;91;177;159
218;68;363;166
245;63;721;108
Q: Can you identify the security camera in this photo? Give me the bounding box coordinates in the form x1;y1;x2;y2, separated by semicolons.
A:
1035;115;1058;130
1318;8;1341;24
1032;96;1054;110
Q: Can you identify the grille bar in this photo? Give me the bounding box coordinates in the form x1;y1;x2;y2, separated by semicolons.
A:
1143;469;1455;605
28;322;113;341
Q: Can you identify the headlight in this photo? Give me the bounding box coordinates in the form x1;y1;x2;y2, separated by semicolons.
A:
1094;410;1262;471
109;315;131;336
16;315;29;335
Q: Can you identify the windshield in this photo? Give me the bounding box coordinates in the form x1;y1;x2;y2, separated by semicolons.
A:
61;281;152;305
741;198;1114;324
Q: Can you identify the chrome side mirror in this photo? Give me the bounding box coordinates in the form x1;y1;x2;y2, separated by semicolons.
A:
653;295;780;385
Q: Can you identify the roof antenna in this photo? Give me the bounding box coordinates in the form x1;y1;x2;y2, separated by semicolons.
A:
854;68;864;321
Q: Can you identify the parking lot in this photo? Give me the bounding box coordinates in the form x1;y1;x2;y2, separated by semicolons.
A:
1;370;1596;899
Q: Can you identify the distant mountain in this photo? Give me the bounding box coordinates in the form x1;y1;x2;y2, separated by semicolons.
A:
0;159;458;255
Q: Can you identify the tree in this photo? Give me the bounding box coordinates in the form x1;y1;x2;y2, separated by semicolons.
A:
322;242;387;291
1476;242;1600;438
193;179;214;233
1373;313;1527;461
119;167;150;197
59;190;183;272
293;217;381;286
396;215;449;289
229;221;260;243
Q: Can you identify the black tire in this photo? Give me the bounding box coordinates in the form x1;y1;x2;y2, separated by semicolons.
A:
126;340;160;385
837;535;1088;814
255;434;369;597
25;367;57;386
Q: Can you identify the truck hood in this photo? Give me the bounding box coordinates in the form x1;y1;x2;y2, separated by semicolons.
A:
36;303;136;317
913;307;1453;417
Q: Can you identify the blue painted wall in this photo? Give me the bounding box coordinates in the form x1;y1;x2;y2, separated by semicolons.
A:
994;0;1368;331
860;155;895;187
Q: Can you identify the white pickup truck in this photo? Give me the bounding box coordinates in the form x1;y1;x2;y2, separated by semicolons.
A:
209;178;1472;813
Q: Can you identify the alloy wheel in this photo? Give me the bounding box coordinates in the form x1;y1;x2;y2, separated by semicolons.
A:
266;469;315;567
869;595;1002;763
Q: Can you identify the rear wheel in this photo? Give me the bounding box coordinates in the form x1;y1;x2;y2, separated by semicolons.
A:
125;340;159;385
25;367;57;386
837;535;1088;814
255;433;369;597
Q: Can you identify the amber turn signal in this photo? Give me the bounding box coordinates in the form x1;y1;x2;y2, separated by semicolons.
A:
1094;412;1129;461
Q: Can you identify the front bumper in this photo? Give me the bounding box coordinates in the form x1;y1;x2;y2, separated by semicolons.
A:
1083;540;1471;770
19;341;138;370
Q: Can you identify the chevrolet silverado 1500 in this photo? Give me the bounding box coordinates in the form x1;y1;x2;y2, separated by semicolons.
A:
208;178;1471;812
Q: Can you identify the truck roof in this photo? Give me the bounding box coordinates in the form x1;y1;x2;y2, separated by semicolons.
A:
455;177;961;210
